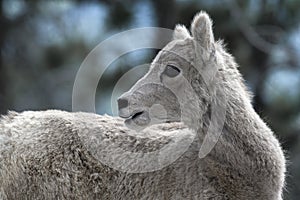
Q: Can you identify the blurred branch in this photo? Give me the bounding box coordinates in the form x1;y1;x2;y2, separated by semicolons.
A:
225;0;282;54
225;0;299;69
224;0;300;113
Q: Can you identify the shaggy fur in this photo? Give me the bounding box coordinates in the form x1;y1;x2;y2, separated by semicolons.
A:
118;11;286;199
0;110;199;199
0;11;285;200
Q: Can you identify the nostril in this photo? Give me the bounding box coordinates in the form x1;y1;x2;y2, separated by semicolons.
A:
118;98;128;110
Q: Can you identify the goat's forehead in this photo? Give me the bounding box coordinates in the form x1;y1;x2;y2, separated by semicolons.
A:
154;40;194;62
151;40;194;67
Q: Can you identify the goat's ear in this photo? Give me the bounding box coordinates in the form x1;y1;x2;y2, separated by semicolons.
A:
173;24;191;40
191;11;214;50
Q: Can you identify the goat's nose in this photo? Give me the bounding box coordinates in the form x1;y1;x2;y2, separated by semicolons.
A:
118;98;128;110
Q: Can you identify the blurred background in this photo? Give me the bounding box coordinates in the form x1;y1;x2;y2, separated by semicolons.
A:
0;0;299;199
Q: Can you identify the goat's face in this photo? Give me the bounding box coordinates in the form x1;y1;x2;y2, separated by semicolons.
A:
118;12;218;130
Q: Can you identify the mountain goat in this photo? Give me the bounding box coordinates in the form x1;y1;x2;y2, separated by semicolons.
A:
0;11;285;199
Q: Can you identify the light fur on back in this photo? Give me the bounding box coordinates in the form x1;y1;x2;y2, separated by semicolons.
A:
0;11;286;200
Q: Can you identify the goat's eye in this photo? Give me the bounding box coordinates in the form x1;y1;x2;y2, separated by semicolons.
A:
164;65;181;77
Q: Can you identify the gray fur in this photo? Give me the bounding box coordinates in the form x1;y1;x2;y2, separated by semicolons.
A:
0;110;199;199
0;11;285;200
118;11;286;199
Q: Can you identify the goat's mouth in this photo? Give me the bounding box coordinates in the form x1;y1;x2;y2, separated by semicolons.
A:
130;111;145;120
122;110;151;128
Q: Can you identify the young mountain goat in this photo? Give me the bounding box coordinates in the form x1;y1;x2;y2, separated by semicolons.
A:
117;11;286;199
0;11;285;199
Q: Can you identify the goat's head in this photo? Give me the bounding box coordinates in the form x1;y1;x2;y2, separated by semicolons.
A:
118;12;221;130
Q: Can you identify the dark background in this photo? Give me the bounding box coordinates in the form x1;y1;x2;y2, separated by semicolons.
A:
0;0;299;199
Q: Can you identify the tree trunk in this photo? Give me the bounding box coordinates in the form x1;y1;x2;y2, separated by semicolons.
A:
151;0;176;29
0;0;7;114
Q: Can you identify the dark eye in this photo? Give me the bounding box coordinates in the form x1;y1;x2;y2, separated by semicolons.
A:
164;65;181;77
